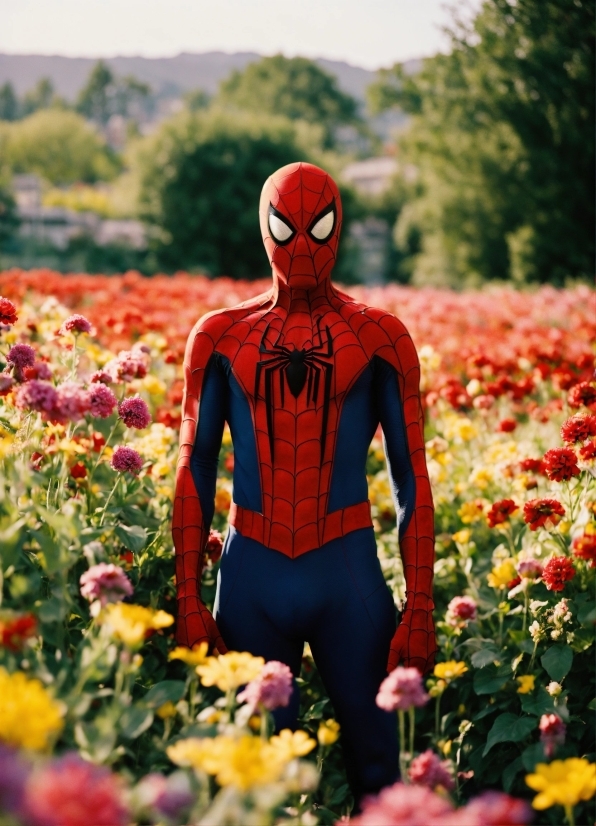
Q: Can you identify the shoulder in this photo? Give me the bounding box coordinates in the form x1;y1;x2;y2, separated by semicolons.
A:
185;293;271;364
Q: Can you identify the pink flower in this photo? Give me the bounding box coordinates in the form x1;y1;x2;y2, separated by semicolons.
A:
516;558;543;579
7;343;36;380
105;350;148;383
23;361;52;381
110;445;144;474
446;596;477;626
205;529;224;563
50;381;90;424
539;713;566;758
90;370;113;385
87;384;117;419
0;374;14;395
134;773;193;821
456;792;532;825
15;380;58;415
408;750;454;791
58;314;93;336
376;666;429;712
80;563;133;606
237;660;293;711
118;395;151;429
352;782;454;826
23;752;129;826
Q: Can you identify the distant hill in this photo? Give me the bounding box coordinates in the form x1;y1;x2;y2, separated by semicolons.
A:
0;51;421;103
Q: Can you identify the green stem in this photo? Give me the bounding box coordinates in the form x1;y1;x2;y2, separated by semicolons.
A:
408;706;415;759
398;710;409;780
565;804;575;826
260;707;269;741
435;694;441;738
89;418;120;482
99;474;121;526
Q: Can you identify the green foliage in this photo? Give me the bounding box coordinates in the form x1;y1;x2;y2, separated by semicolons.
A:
0;82;19;121
217;55;360;148
76;60;151;126
0;109;120;185
21;78;58;117
137;108;328;278
369;0;595;286
0;176;18;248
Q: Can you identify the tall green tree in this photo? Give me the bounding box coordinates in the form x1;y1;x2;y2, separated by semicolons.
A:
22;78;56;116
369;0;595;285
217;55;360;148
76;61;151;125
0;83;19;121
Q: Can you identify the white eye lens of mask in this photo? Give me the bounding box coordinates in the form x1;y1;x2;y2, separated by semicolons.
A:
268;213;294;243
310;210;335;240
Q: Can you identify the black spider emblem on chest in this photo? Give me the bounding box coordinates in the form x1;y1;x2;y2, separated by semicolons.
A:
254;317;333;461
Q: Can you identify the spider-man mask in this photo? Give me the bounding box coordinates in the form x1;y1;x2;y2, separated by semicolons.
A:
259;162;342;291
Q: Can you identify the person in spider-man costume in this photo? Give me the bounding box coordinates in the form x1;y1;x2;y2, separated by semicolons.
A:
172;162;436;802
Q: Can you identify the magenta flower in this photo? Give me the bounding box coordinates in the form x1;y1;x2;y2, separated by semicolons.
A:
58;314;93;336
376;666;429;712
15;380;58;415
50;381;90;424
539;712;566;758
0;744;30;815
237;660;293;711
110;445;144;475
7;343;36;381
446;595;477;626
516;558;543;579
408;749;455;791
457;792;532;825
105;350;148;383
134;772;193;821
118;395;151;429
23;361;52;381
23;752;129;826
353;782;454;826
80;563;133;606
90;370;113;385
87;384;117;419
0;374;14;395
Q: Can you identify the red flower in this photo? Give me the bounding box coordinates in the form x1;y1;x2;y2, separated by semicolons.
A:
497;418;517;433
0;297;18;326
519;457;546;475
542;447;580;482
523;498;565;531
70;462;87;480
568;382;596;409
205;529;224;563
561;414;596;444
572;533;596;566
92;432;106;452
579;440;596;461
542;557;575;592
0;614;37;651
487;499;518;527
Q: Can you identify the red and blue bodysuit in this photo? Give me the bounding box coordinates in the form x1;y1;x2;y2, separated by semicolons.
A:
172;162;436;800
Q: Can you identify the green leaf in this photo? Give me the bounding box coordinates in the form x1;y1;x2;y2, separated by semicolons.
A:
588;698;596;711
473;664;511;695
119;706;154;739
471;647;501;668
577;601;596;626
521;742;546;772
502;756;523;793
483;713;536;756
540;645;573;682
305;699;330;719
114;524;148;553
520;688;557;717
144;680;186;708
38;596;67;623
327;783;350;806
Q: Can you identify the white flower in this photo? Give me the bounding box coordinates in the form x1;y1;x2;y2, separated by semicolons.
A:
547;681;562;696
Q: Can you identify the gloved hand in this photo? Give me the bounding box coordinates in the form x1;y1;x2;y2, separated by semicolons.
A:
176;595;228;655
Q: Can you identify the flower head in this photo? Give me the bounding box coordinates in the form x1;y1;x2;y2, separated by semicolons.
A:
376;666;430;711
352;782;454;826
110;445;144;475
15;380;58;415
572;532;596;566
523;498;565;531
237;659;293;711
87;384;117;419
516;675;535;694
542;556;575;592
567;382;596;410
433;661;468;682
516;558;543;579
0;297;18;326
561;414;596;444
51;381;90;424
23;361;52;381
80;563;133;606
580;439;596;461
0;668;63;750
460;791;533;825
0;613;37;652
270;728;317;759
446;595;477;627
487;499;518;528
0;744;29;815
105;350;148;383
58;314;93;336
196;651;265;692
539;713;566;757
205;528;224;563
408;749;454;791
317;718;341;746
526;758;596;810
24;752;129;826
134;772;193;822
118;395;151;429
542;447;580;482
90;369;113;385
102;603;173;648
487;559;517;589
7;344;36;378
169;641;209;667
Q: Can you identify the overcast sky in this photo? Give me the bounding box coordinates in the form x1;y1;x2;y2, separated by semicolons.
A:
2;0;479;70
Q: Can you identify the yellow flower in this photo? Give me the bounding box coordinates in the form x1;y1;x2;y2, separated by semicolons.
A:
214;485;232;514
516;675;535;694
270;729;317;759
169;642;209;667
156;701;178;719
102;603;174;647
433;661;468;682
0;434;14;460
317;719;341;746
142;375;166;396
469;466;494;489
168;735;286;790
487;560;517;589
444;416;478;442
0;668;63;750
458;500;486;524
452;529;472;544
196;651;264;692
526;759;596;810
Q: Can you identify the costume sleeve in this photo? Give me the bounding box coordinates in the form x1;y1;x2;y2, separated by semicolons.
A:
172;339;228;650
375;334;436;674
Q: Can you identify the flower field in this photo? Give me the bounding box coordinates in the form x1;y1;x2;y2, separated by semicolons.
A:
0;268;595;826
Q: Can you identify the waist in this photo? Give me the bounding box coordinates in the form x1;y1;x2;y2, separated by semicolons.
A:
228;500;373;558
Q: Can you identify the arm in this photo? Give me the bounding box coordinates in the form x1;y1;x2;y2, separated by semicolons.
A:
375;338;436;675
172;325;228;652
